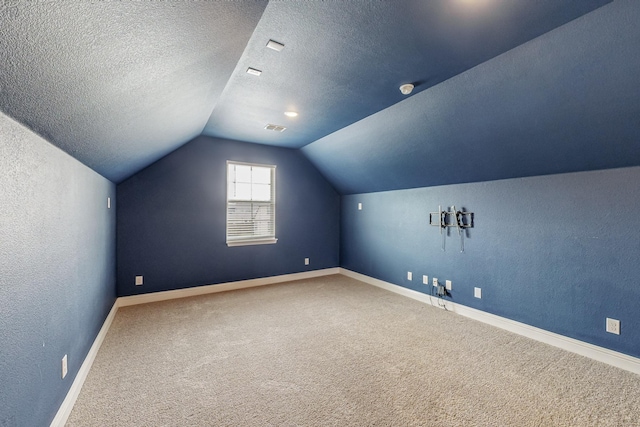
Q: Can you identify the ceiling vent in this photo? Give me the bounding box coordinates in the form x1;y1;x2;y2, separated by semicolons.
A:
266;39;285;52
264;124;287;132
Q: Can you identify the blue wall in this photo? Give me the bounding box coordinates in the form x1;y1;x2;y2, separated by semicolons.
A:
0;112;116;426
342;166;640;358
116;136;340;296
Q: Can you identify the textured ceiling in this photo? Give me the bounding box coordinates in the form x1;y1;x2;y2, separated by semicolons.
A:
303;0;640;194
1;0;624;187
0;1;267;182
203;0;610;149
302;0;640;194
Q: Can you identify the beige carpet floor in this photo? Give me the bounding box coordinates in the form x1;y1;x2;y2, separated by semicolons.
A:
67;275;640;426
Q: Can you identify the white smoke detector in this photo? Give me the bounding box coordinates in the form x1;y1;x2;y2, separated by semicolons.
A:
399;83;414;95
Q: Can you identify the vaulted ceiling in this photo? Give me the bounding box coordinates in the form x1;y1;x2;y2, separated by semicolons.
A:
3;0;638;194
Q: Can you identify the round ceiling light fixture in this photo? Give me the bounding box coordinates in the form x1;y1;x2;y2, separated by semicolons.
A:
399;83;414;95
284;111;299;117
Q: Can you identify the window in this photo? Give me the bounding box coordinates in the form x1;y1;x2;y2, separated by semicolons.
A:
226;161;277;246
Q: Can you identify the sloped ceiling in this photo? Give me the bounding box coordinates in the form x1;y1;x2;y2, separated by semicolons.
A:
203;0;611;149
3;0;633;190
0;1;268;182
303;0;640;194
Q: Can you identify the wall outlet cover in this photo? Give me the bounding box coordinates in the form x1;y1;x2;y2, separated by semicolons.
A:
606;318;620;335
304;258;310;265
423;275;429;285
135;275;143;286
445;280;452;291
432;277;438;287
474;287;482;299
407;271;412;281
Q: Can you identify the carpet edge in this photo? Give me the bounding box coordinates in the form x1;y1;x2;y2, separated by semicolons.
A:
50;301;120;427
339;268;640;376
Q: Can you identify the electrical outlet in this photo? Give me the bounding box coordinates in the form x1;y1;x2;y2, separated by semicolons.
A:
474;287;482;299
358;203;362;210
135;275;143;286
423;275;429;285
606;318;620;335
432;277;438;287
445;280;452;291
304;258;310;265
407;271;412;281
62;354;68;379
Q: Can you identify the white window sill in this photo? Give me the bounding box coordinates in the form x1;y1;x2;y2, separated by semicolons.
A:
227;238;278;247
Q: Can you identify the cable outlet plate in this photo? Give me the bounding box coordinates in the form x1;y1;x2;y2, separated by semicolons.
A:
606;318;620;335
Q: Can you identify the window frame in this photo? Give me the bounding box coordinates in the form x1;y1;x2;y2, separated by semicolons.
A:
226;160;277;247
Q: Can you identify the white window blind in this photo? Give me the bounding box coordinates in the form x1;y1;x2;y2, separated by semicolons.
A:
226;161;277;246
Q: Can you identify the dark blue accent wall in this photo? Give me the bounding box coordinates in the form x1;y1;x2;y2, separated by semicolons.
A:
116;136;340;297
342;166;640;358
0;112;116;426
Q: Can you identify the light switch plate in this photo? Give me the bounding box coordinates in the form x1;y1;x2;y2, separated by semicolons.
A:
62;354;68;379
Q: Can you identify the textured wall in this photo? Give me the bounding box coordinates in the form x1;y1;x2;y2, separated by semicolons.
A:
342;167;640;358
117;136;340;297
0;112;116;426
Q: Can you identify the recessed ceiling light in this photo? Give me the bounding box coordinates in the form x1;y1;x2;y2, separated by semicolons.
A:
246;67;262;76
264;124;287;132
266;39;285;52
284;111;298;118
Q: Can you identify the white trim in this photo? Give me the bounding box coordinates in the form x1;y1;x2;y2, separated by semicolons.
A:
226;161;277;244
55;266;639;427
50;301;119;427
227;237;278;247
118;268;340;307
339;268;640;376
51;268;340;425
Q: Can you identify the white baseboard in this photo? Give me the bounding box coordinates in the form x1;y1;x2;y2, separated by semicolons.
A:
53;266;638;426
50;301;119;427
50;267;340;426
118;268;341;307
339;268;640;376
